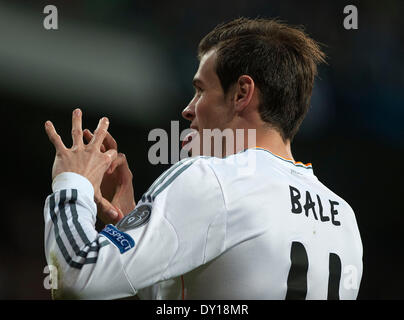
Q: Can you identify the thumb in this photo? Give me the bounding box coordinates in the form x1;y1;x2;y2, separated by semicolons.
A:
97;196;122;225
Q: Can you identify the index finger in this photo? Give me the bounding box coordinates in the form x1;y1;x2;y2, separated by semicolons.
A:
84;129;116;151
89;117;110;148
103;131;118;151
83;129;106;152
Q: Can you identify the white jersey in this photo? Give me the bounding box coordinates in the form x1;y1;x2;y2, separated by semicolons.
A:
44;148;363;299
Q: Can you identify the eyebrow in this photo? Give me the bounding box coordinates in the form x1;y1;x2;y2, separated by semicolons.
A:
192;78;204;87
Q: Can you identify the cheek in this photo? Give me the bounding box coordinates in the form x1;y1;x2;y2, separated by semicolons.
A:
194;93;230;129
195;97;214;126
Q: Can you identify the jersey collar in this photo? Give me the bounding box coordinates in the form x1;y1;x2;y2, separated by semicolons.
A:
251;147;314;173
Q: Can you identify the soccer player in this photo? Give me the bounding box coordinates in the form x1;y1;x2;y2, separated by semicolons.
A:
43;18;363;299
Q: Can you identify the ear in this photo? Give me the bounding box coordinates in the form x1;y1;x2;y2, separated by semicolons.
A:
233;75;255;113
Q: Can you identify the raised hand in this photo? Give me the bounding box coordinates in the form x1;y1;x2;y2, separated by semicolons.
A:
83;129;136;225
45;108;118;215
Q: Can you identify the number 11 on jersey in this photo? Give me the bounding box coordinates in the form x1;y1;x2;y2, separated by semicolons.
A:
286;241;342;300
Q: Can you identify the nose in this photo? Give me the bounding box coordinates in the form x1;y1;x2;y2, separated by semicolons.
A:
182;103;195;122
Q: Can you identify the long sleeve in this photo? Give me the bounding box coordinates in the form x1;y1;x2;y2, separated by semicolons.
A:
44;157;238;299
44;150;363;300
43;157;230;299
43;172;136;299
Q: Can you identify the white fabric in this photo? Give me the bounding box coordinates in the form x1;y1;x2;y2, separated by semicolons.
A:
44;148;363;299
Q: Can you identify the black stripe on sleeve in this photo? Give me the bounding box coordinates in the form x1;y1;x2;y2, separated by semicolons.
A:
59;190;88;258
144;158;193;199
151;159;197;201
49;190;105;269
70;189;92;246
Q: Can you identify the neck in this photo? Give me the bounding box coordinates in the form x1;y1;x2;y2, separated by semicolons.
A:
227;126;294;161
254;127;294;161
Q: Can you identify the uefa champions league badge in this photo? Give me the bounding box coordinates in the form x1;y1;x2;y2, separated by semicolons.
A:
116;204;152;232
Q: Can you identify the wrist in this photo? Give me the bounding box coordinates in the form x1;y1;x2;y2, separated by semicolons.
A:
52;172;95;200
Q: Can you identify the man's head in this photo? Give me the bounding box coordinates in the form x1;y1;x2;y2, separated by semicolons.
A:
182;17;326;154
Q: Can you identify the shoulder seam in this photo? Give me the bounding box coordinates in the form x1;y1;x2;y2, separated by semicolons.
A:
204;161;228;255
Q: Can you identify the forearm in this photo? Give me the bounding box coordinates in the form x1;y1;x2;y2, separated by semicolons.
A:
44;172;134;299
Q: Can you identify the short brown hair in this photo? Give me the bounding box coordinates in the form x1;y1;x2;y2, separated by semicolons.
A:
198;17;326;141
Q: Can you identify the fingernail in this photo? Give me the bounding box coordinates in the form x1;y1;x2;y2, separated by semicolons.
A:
109;209;118;218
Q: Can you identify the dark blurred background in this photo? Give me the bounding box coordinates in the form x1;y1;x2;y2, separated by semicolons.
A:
0;0;403;299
